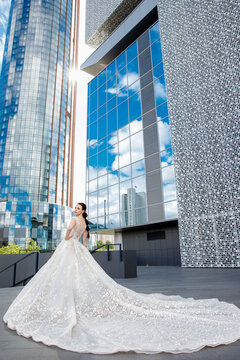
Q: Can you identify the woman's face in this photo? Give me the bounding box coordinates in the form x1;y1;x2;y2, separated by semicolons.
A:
74;204;83;216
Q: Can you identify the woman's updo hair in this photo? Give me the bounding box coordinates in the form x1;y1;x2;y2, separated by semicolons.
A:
78;202;90;239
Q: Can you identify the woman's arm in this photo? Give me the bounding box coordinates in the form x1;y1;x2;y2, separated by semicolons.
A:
82;230;87;247
64;218;76;240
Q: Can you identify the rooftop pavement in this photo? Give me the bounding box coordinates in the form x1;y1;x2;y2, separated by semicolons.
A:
1;266;240;360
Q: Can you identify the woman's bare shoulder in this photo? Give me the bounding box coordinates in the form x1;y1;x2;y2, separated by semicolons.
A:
69;217;77;227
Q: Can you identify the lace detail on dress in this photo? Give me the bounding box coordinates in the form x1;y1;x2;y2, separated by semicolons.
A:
3;217;240;355
70;216;86;240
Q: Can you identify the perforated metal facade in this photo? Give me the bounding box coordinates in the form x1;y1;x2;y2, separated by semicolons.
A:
156;0;240;267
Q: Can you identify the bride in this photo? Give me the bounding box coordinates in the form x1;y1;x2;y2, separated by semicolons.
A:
3;202;240;354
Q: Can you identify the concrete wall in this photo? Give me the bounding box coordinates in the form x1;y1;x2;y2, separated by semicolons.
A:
122;225;180;266
91;250;137;278
0;253;52;288
0;249;136;287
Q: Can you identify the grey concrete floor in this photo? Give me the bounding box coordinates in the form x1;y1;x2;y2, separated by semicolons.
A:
0;266;240;360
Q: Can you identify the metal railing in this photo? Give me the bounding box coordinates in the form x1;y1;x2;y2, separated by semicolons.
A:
0;251;40;287
90;243;123;262
0;250;53;287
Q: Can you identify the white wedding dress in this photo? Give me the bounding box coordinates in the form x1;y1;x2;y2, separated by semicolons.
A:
3;216;240;354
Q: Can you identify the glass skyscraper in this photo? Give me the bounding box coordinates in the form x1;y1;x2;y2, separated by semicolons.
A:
0;0;78;248
85;21;177;233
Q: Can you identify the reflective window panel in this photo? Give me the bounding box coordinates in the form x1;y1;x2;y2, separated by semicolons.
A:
86;20;178;229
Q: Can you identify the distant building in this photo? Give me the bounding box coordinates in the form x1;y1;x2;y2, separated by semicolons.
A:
0;0;80;248
121;188;146;226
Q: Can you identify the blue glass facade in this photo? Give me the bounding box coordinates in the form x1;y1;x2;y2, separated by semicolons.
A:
0;0;72;204
86;22;178;232
0;200;72;249
0;0;75;247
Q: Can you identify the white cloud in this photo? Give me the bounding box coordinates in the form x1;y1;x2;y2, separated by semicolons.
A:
130;118;142;134
132;159;145;177
162;165;177;203
130;131;144;163
106;86;117;95
119;165;131;180
107;171;118;184
0;0;10;25
118;138;131;168
106;71;139;97
160;151;173;166
163;182;177;202
0;32;5;68
157;120;171;151
162;164;175;184
118;124;129;141
87;139;98;148
108;183;119;213
127;72;138;86
108;133;118;147
154;78;167;100
88;177;97;192
164;200;178;218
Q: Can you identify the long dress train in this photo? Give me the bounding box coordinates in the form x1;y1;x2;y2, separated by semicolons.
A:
3;216;240;354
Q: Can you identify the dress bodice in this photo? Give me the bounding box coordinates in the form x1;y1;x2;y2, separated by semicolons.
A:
70;216;86;240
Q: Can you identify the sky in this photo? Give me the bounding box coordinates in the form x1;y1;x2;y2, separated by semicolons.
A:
0;0;94;208
72;0;93;206
0;0;10;69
